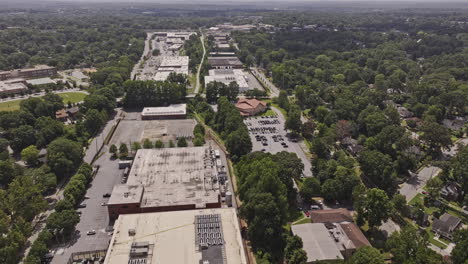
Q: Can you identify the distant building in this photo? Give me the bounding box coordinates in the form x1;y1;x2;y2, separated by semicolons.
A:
442;119;465;131
0;71;11;81
209;52;236;57
104;208;247;264
432;213;462;240
0;79;28;95
107;147;222;219
205;69;250;92
397;106;413;118
55;109;68;122
155;56;189;79
141;104;186;120
235;98;267;116
207;57;243;70
2;65;57;80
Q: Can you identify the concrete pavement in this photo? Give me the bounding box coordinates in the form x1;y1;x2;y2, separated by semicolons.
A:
400;166;441;202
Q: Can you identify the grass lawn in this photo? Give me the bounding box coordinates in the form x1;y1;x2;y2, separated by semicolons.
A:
0;99;22;111
409;193;424;205
0;92;87;112
293;217;311;225
258;108;277;117
425;226;448;249
57;92;87;104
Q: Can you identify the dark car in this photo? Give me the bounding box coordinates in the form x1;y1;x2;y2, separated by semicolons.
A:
103;193;111;198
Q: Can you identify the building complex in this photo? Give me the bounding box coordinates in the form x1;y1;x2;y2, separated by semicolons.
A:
107;146;230;220
0;65;56;81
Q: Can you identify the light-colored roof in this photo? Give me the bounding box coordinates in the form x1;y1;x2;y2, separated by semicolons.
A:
205;69;249;89
104;208;247;264
126;147;220;208
141;104;186;117
291;223;344;262
108;185;144;205
0;81;27;92
159;56;189;67
26;77;56;86
153;71;171;81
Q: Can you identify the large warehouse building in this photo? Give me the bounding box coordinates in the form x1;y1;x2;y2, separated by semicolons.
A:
207;57;243;69
204;69;250;92
141;104;186;120
104;208;247;264
107;147;222;219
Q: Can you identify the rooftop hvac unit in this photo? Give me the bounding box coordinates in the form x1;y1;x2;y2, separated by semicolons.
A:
131;242;149;248
130;247;149;257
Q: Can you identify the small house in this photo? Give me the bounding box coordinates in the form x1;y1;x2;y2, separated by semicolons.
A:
440;182;462;201
432;213;461;240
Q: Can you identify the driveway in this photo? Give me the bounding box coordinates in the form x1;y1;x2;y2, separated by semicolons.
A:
400;166;441;202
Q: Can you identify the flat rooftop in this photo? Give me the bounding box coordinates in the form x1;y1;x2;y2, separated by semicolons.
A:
108;185;144;206
26;77;56;86
207;57;243;67
127;147;220;208
159;56;189;67
141;104;186;117
104;208;247;264
291;223;344;262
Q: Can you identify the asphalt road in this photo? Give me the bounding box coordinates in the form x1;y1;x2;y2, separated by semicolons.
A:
51;151;122;264
250;67;280;97
194;32;205;94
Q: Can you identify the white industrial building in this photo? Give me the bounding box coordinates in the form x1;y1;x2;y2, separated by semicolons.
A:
204;69;250;92
154;56;189;81
141;104;187;120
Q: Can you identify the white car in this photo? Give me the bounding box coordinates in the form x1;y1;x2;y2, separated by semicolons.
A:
86;230;96;235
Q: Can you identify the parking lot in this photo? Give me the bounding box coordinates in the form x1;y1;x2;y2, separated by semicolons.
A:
110;111;197;146
244;114;312;177
51;150;122;264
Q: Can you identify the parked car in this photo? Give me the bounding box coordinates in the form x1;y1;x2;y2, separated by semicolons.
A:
103;193;111;198
78;203;86;208
310;205;320;210
86;230;96;235
304;211;310;217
